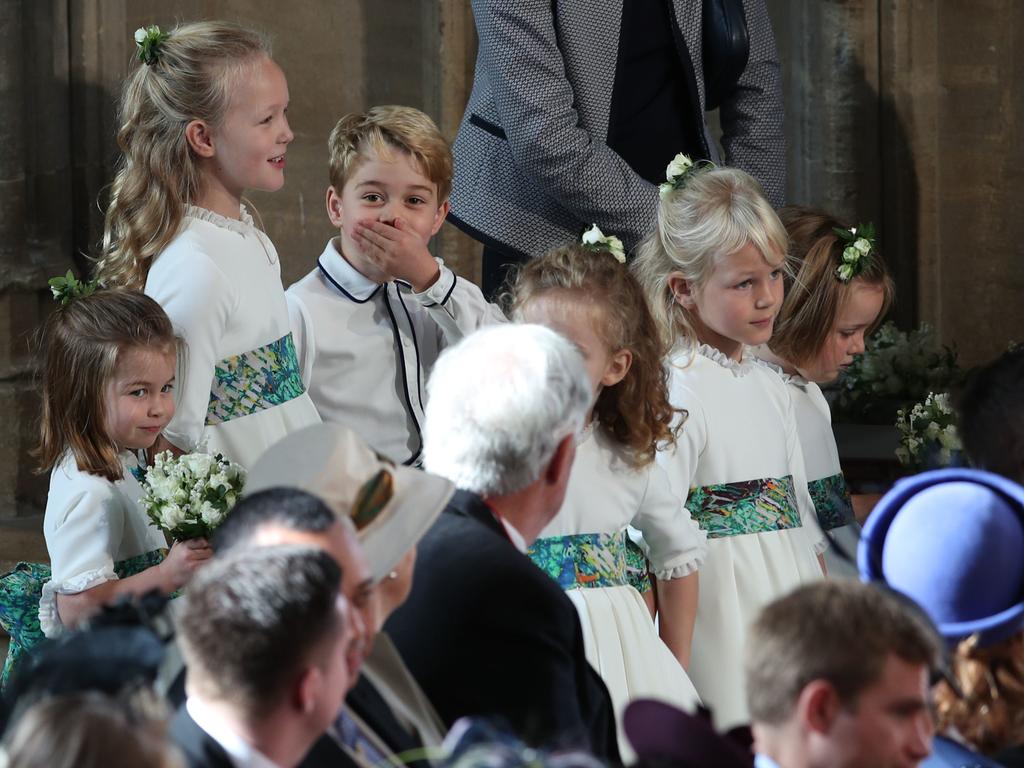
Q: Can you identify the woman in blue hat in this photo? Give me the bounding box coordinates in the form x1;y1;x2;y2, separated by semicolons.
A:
859;468;1024;768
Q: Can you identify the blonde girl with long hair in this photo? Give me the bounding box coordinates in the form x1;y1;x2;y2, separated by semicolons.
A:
633;166;827;729
93;21;319;468
510;243;706;759
757;207;895;575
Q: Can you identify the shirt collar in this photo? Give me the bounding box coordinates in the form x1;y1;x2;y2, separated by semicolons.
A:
500;518;528;553
186;696;281;768
754;754;783;768
317;237;382;302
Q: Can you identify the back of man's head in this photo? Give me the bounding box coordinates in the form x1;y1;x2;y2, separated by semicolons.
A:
958;346;1024;484
177;544;344;722
213;487;338;554
746;580;941;726
423;323;591;496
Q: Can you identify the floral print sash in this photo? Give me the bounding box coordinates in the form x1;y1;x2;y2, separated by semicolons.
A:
686;475;801;539
206;332;305;424
808;472;855;531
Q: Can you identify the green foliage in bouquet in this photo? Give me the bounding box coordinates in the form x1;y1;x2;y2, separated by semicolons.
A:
142;451;246;541
895;392;962;469
832;322;962;424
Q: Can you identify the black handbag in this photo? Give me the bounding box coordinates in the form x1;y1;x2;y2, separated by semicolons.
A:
702;0;750;110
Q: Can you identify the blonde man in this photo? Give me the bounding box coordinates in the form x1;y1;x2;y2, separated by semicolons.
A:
287;106;503;467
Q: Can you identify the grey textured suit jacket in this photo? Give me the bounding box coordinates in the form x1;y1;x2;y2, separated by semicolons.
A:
449;0;786;258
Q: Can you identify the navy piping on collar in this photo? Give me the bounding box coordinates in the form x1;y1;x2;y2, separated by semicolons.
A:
317;257;382;304
396;290;426;414
439;274;457;306
382;284;424;467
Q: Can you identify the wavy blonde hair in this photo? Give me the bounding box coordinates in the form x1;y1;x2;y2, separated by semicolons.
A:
631;167;789;354
770;206;895;368
934;632;1024;756
93;21;271;289
506;243;682;468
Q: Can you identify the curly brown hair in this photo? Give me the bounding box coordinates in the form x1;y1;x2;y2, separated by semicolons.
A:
934;632;1024;756
506;243;682;468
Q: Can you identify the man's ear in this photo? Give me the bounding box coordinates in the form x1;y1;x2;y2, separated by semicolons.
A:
326;186;345;229
185;119;216;159
601;348;633;388
545;433;576;488
294;665;322;715
667;271;698;310
797;679;841;735
430;199;450;236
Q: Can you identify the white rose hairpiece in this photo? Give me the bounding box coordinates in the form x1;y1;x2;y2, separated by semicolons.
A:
658;152;713;199
135;25;169;66
833;222;877;283
581;224;626;263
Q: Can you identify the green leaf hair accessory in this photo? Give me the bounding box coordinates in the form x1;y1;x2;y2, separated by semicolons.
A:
658;152;714;199
134;25;169;66
581;224;626;263
832;222;877;283
48;270;98;306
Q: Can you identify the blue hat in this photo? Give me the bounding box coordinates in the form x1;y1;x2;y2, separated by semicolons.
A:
859;468;1024;646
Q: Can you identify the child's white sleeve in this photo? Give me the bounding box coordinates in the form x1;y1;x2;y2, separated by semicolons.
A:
286;291;316;387
655;383;707;516
783;383;829;555
147;248;235;452
412;259;507;344
40;480;121;637
631;457;708;581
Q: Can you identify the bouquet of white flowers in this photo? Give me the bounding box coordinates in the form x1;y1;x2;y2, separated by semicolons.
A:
895;392;962;469
142;451;246;541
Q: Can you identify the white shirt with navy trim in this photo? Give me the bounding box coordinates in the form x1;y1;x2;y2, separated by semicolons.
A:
287;238;504;465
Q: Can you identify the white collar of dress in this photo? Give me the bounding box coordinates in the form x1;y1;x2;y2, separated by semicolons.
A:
185;204;256;235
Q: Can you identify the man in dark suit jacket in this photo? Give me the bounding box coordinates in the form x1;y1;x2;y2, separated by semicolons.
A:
171;546;355;768
387;323;619;760
450;0;787;295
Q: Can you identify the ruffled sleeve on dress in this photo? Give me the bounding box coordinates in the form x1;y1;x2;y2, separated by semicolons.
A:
40;476;124;638
146;239;237;452
632;459;709;581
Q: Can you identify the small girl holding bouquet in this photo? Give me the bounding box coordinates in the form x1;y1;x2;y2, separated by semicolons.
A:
756;207;894;574
510;238;705;758
0;282;211;684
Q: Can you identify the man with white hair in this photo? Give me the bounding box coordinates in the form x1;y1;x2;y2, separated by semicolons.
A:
386;323;619;759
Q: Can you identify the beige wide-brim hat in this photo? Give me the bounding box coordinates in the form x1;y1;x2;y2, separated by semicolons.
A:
246;423;455;582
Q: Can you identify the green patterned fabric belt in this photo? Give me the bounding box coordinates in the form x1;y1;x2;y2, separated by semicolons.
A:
206;332;306;425
528;530;632;590
808;472;855;531
0;548;166;688
686;475;801;539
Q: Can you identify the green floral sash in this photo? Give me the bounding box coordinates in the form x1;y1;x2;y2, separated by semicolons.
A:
206;332;305;425
808;472;855;531
686;475;801;539
528;530;633;590
0;549;166;688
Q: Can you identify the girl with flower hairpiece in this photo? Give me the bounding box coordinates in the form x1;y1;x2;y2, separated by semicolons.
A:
508;241;706;759
632;166;827;730
92;21;320;469
0;284;210;687
757;207;894;575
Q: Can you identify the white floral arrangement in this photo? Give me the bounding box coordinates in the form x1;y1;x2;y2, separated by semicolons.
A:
142;451;246;541
895;392;962;468
580;224;626;263
658;152;711;199
832;223;876;282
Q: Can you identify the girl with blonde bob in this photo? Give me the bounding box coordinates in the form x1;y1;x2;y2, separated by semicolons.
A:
0;289;209;686
757;206;894;573
509;243;706;757
632;166;827;729
93;21;319;469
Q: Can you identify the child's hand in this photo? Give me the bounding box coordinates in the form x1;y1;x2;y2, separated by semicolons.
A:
159;538;213;591
352;218;440;292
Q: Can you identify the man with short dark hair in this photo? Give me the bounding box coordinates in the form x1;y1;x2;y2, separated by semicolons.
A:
172;545;353;768
745;580;941;768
